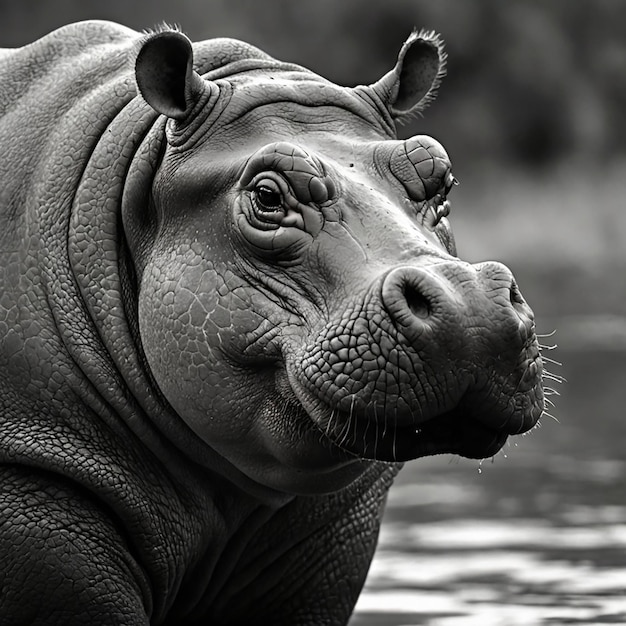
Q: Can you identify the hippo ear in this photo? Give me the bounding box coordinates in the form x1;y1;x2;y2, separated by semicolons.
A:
369;29;447;123
135;30;206;120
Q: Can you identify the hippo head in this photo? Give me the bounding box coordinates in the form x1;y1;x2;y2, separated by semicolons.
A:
129;30;544;493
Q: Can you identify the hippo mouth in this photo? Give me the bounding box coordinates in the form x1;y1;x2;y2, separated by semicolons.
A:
307;400;526;463
280;368;543;463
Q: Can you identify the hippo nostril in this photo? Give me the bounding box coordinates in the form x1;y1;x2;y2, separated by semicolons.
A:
381;268;436;333
404;283;430;319
509;279;527;313
477;261;532;321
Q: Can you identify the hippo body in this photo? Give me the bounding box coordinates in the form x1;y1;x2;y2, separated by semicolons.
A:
0;21;544;625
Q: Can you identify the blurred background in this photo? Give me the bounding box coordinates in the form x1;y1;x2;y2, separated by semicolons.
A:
2;1;624;623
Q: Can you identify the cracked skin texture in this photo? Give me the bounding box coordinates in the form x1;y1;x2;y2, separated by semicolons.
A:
0;21;544;625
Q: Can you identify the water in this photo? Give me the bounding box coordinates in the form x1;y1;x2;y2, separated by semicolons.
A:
350;348;626;625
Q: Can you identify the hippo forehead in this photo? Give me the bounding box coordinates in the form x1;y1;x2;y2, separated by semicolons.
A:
197;68;397;143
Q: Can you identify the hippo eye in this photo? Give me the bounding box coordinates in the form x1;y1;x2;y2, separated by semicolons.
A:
252;180;284;215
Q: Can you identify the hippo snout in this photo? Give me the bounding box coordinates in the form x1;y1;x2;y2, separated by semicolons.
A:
290;259;544;462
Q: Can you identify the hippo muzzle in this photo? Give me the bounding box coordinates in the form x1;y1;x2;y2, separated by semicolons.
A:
288;258;543;462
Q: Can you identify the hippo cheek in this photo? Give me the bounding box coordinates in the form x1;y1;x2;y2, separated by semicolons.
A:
136;258;368;492
137;263;251;436
284;261;545;463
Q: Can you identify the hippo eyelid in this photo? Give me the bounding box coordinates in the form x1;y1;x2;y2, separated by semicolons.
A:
240;142;336;207
246;173;292;224
385;135;454;205
247;171;293;203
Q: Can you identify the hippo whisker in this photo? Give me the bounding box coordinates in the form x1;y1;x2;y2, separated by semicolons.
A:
326;409;338;435
382;394;389;441
373;402;380;460
541;410;560;424
346;419;355;452
539;344;559;352
392;410;399;462
361;405;372;455
536;329;558;339
336;399;356;450
537;329;558;352
542;371;567;384
347;396;359;450
538;363;563;424
324;407;334;438
336;413;350;449
541;355;563;368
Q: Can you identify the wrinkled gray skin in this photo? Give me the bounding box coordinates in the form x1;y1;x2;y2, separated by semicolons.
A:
0;21;544;625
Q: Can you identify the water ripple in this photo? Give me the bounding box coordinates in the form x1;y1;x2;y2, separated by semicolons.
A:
351;516;626;625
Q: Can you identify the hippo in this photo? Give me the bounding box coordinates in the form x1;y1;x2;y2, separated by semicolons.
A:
0;20;544;625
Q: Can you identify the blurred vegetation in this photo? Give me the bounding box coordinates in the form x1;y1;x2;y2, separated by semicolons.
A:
1;0;625;173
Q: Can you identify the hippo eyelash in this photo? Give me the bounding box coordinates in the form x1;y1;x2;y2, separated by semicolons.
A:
407;196;456;254
411;195;450;230
406;172;457;231
424;197;451;229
